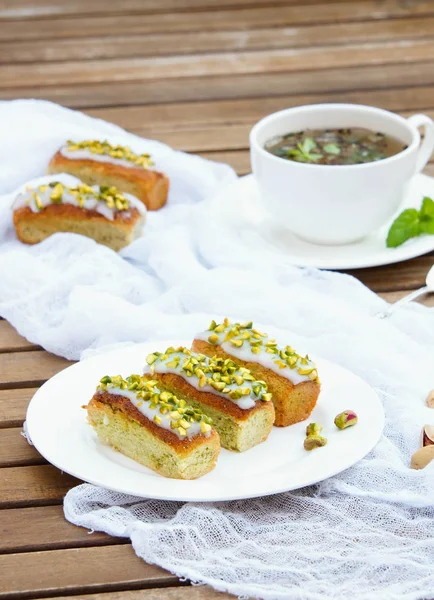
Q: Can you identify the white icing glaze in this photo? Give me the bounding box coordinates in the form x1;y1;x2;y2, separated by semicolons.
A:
220;341;307;385
103;386;203;440
143;350;267;410
61;146;138;169
13;184;146;221
194;324;318;385
60;146;155;173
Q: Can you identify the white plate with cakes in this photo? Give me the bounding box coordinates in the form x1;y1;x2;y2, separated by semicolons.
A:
26;324;384;502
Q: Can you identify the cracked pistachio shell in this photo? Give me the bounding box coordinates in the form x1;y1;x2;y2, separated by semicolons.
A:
421;425;434;447
411;445;434;470
426;390;434;408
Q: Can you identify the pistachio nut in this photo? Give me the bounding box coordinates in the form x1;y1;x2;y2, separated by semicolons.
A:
334;410;358;430
306;422;322;437
148;346;271;404
203;318;320;383
66;139;154;169
304;435;328;451
97;372;212;436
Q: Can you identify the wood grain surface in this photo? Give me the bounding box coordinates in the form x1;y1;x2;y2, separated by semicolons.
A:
48;590;233;600
0;351;73;388
0;388;39;428
0;545;178;598
0;1;433;599
0;505;116;554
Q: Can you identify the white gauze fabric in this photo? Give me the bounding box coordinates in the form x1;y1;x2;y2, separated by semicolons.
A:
1;100;433;600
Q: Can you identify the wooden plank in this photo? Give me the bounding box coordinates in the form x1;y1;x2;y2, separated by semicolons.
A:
380;290;434;306
141;108;434;152
2;60;433;109
49;587;232;600
0;351;73;389
0;465;79;508
0;0;328;20
0;545;178;598
0;428;45;467
349;256;434;293
3;39;434;89
0;505;117;554
424;163;434;179
88;107;434;153
87;85;434;134
4;16;434;64
0;388;37;428
199;149;250;174
1;0;432;41
154;123;250;152
0;321;39;353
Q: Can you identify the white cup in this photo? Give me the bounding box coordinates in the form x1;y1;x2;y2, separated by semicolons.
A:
250;104;434;245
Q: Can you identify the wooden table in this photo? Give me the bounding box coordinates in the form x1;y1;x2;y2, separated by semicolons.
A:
1;1;434;598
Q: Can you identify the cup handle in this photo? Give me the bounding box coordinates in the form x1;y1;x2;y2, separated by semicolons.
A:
407;113;434;172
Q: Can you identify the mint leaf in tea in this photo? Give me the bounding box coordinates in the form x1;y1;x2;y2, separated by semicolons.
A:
265;128;406;165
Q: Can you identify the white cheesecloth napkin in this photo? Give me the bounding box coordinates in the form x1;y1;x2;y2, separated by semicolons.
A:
1;100;433;600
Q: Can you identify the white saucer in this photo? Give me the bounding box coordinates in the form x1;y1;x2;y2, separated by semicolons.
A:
209;174;434;270
26;340;384;502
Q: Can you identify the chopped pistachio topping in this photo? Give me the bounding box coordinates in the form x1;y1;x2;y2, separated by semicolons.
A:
97;374;212;438
145;346;271;404
204;318;320;383
26;182;131;212
66;139;154;169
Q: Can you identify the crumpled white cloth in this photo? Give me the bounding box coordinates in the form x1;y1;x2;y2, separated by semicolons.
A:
1;100;434;600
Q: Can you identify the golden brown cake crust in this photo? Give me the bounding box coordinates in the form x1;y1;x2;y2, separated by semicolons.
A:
147;371;274;423
192;338;320;427
88;392;218;456
13;204;143;251
47;150;169;210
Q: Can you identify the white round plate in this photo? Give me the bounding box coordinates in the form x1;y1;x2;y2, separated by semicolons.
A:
209;173;434;270
26;340;384;502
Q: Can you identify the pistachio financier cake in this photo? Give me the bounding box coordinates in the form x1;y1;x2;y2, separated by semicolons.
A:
47;140;169;210
192;319;320;428
12;181;145;251
144;347;275;452
87;374;220;480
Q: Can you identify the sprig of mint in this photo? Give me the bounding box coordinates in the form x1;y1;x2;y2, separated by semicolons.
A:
323;142;341;155
287;137;323;163
386;197;434;248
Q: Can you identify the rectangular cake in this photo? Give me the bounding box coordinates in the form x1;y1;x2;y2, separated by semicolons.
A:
192;319;320;427
12;181;145;251
87;374;220;479
47;140;169;210
144;347;275;452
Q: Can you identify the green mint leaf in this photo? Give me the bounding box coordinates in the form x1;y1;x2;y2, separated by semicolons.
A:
417;197;434;233
386;209;421;248
300;138;317;155
420;196;434;218
323;143;341;155
308;153;323;161
420;217;434;234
